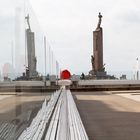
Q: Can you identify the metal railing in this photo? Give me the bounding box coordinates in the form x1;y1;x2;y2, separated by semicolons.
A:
18;89;89;140
18;90;61;140
67;90;89;140
45;89;89;140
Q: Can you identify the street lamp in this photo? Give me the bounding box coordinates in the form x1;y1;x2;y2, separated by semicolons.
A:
136;58;139;80
44;36;47;86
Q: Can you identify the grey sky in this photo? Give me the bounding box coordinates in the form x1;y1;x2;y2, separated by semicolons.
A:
29;0;140;75
0;0;46;76
0;0;140;77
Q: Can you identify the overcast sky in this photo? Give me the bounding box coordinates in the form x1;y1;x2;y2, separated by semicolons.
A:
1;0;140;77
29;0;140;75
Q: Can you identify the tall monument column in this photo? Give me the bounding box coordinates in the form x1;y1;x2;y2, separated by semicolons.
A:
91;13;105;75
25;14;37;78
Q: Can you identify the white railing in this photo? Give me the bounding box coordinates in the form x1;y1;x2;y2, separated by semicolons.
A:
45;90;64;140
67;90;89;140
18;90;61;140
45;89;89;140
18;89;89;140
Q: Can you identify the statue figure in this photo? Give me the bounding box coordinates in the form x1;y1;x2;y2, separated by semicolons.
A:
91;55;94;70
102;64;106;72
96;12;102;29
25;14;31;31
81;73;85;80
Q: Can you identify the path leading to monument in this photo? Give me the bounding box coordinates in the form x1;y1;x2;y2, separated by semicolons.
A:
73;91;140;140
0;95;13;101
0;93;50;134
0;92;51;139
117;93;140;102
0;93;49;119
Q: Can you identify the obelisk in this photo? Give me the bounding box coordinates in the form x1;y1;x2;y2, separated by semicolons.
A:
91;13;105;75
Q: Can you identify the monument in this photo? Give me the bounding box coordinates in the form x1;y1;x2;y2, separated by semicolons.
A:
90;13;106;78
25;14;38;78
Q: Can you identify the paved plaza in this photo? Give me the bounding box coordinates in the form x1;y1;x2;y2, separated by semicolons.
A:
1;90;140;139
0;92;51;139
0;95;13;101
0;93;50;121
73;91;140;140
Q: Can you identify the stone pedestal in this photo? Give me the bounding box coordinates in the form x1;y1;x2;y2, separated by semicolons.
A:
91;13;106;79
26;29;37;78
93;28;103;73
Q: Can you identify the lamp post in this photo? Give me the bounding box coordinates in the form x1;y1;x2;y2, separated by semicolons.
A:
44;36;47;87
136;58;139;80
56;61;59;85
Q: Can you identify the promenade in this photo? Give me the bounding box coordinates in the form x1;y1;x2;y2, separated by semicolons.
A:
0;92;49;139
1;88;140;139
73;91;140;140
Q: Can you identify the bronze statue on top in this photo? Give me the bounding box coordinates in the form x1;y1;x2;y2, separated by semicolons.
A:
96;12;102;30
25;14;31;31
